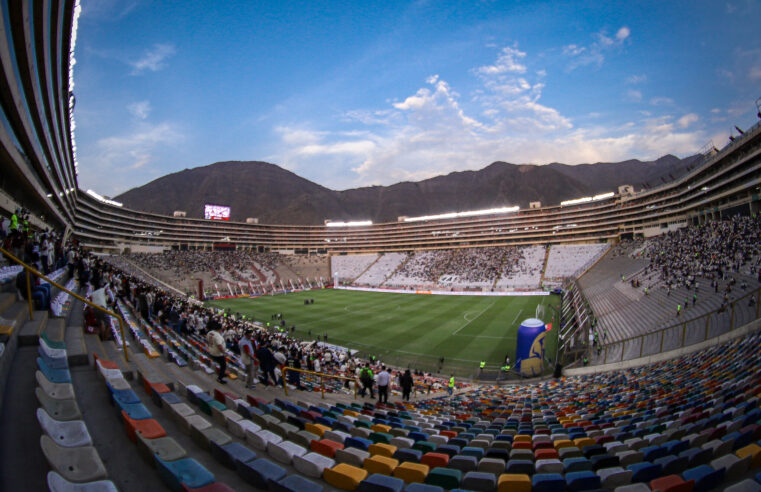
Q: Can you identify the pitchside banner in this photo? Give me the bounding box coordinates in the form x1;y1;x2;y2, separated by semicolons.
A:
333;286;549;296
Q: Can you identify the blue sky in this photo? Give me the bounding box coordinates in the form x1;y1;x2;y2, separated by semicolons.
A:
73;0;761;197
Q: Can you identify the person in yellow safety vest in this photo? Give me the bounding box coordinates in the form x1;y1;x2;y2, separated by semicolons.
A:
479;360;486;372
10;210;19;231
448;375;455;396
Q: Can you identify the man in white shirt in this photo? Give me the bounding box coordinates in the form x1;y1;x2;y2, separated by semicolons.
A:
237;329;256;389
376;366;390;404
88;279;112;341
206;320;227;384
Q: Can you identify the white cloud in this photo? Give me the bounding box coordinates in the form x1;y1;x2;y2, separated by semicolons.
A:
562;44;586;56
650;97;675;106
476;46;526;75
90;123;182;170
127;100;151;119
677;113;699;128
626;90;642;102
626;74;647;84
81;0;137;20
564;26;631;71
749;66;761;80
270;43;705;190
130;43;175;74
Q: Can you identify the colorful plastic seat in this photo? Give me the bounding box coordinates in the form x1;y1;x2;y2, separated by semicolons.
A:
324;463;369;491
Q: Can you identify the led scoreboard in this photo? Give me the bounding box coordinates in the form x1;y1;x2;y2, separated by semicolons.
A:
204;204;231;221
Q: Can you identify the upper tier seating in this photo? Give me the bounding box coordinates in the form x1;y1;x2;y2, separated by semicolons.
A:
332;254;379;283
355;253;407;286
544;244;610;281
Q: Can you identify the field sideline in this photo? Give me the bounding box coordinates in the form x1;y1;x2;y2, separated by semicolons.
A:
206;289;560;377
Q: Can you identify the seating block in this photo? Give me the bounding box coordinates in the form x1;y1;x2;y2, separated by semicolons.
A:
268;439;307;465
36;408;92;448
337;447;371;467
155;457;215;491
682;464;724;491
736;443;761;468
461;471;497;492
393;462;430;484
272;474;324;492
424;467;462;490
121;411;166;443
312;438;345;458
40;435;108;484
236;457;287;490
210;441;256;469
136;434;187;466
294;451;336;478
448;455;478;473
497;473;531;492
565;470;602;491
228;419;260;439
364;455;399;476
191;425;232;452
532;472;565;492
324;463;369;491
247;429;283;451
370;443;398;458
650;474;696;492
358;473;404;492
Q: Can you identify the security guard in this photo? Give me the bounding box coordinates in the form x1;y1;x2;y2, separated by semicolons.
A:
479;360;486;372
10;209;19;232
448;375;455;396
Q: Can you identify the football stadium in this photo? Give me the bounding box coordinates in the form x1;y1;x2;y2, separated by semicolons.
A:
1;2;761;491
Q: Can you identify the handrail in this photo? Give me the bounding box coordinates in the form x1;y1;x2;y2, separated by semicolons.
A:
0;246;129;362
281;366;358;399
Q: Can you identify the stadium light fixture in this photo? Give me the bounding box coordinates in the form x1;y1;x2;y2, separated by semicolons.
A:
86;189;123;207
402;206;519;223
756;97;761;119
325;220;373;227
560;192;614;207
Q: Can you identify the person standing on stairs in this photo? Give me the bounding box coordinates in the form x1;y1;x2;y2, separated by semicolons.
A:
206;317;228;384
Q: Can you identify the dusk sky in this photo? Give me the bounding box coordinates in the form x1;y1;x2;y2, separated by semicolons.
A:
72;0;761;197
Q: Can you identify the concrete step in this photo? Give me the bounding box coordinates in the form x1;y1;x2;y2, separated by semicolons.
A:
0;292;15;313
18;311;49;346
65;324;89;367
43;318;65;343
0;301;28;340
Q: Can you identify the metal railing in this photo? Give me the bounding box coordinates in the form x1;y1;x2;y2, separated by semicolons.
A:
596;285;761;364
0;246;129;361
281;366;358;399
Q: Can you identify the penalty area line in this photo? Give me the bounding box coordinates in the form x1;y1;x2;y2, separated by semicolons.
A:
452;300;495;336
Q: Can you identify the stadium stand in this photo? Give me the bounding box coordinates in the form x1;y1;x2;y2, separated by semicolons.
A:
332;254;380;284
355;253;408;286
2;1;761;490
495;246;546;290
544;244;610;283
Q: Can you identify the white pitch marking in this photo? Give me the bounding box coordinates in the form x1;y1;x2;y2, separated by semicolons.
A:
452;300;496;335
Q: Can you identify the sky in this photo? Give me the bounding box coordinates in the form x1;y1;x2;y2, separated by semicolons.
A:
72;0;761;197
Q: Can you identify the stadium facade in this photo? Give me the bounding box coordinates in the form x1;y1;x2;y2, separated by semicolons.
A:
2;0;761;254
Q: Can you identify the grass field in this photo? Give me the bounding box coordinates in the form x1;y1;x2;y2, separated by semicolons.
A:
206;289;560;378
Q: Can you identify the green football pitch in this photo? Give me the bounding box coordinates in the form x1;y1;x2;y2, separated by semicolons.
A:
206;289;560;378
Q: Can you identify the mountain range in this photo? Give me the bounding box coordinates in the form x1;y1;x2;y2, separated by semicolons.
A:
114;155;699;225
